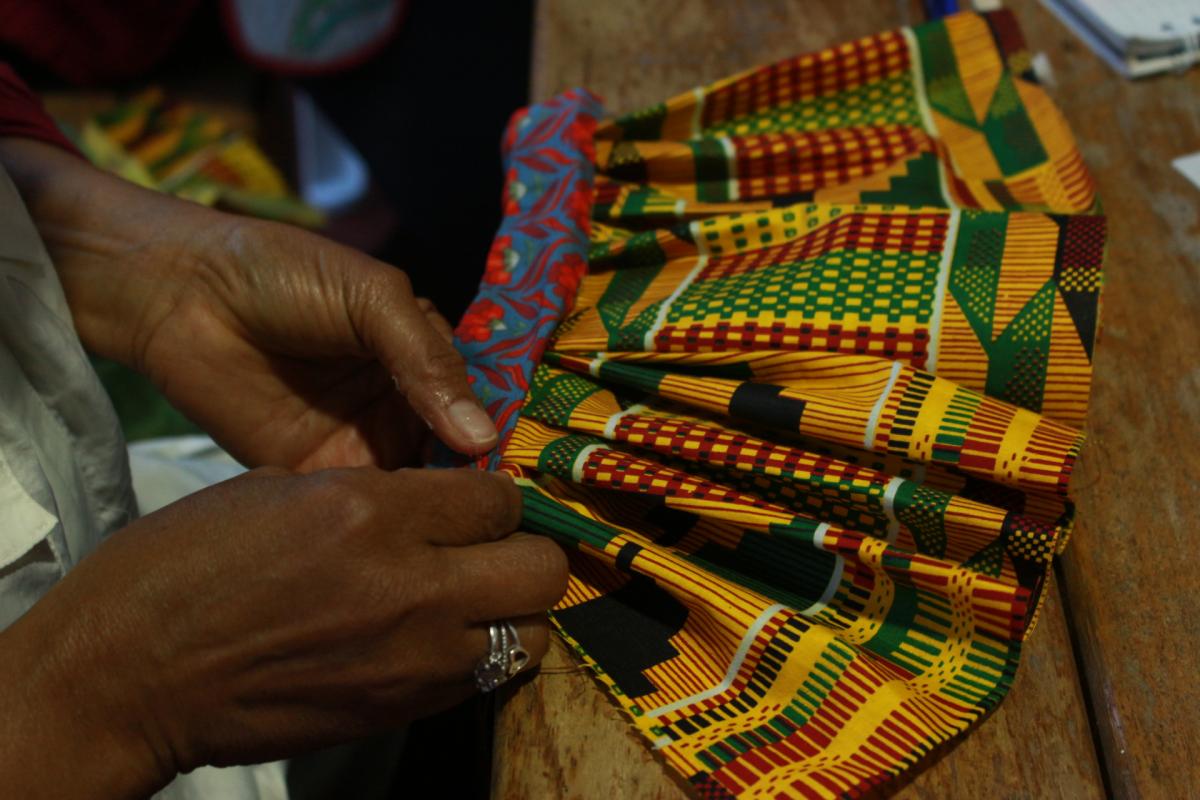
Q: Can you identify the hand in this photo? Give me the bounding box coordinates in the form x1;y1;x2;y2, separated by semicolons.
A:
137;216;498;469
0;467;567;798
0;138;496;469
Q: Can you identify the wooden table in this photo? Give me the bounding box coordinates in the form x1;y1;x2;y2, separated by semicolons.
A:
495;2;1200;797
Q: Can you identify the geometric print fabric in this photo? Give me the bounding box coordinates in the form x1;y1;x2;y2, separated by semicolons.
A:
453;9;1104;798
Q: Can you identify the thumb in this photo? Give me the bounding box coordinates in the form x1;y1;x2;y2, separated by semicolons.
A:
357;268;498;456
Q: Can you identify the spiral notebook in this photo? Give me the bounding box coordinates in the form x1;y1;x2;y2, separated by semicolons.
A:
1042;0;1200;77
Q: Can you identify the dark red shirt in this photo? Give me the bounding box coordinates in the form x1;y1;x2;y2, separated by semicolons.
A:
0;0;202;156
0;0;202;86
0;63;78;154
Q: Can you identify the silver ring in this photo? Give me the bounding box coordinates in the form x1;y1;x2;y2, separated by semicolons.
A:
474;621;530;693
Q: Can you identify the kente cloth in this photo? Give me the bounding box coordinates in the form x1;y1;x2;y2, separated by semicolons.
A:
451;10;1103;798
75;88;322;227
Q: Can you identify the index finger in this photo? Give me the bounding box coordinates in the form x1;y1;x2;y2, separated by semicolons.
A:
355;268;498;456
388;468;523;546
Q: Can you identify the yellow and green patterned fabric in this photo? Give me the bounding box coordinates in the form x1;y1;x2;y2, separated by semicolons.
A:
77;87;322;227
473;9;1103;797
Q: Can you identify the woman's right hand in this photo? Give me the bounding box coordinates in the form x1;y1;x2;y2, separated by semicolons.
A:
0;467;566;799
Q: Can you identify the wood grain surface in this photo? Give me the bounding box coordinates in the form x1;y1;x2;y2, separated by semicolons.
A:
493;581;1103;799
1013;1;1200;796
491;1;1196;796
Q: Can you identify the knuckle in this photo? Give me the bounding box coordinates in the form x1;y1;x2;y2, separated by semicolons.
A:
520;536;569;605
388;269;414;298
411;548;454;608
355;562;409;630
364;548;447;629
305;468;382;536
433;471;521;539
418;346;466;384
410;472;468;527
471;473;522;533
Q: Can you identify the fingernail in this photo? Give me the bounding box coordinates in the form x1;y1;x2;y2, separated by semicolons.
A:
448;399;498;445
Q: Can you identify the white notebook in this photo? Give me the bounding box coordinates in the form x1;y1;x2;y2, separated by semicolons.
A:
1041;0;1200;77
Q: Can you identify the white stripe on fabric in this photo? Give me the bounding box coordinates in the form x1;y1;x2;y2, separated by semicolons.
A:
863;360;904;450
925;209;962;373
602;404;648;439
643;257;707;350
644;603;787;719
720;137;740;201
882;476;906;543
570;444;606;483
689;87;706;138
800;523;844;617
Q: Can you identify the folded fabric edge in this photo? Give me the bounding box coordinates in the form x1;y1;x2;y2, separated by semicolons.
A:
432;88;604;469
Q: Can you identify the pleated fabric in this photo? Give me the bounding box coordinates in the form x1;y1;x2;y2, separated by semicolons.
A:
451;10;1103;798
